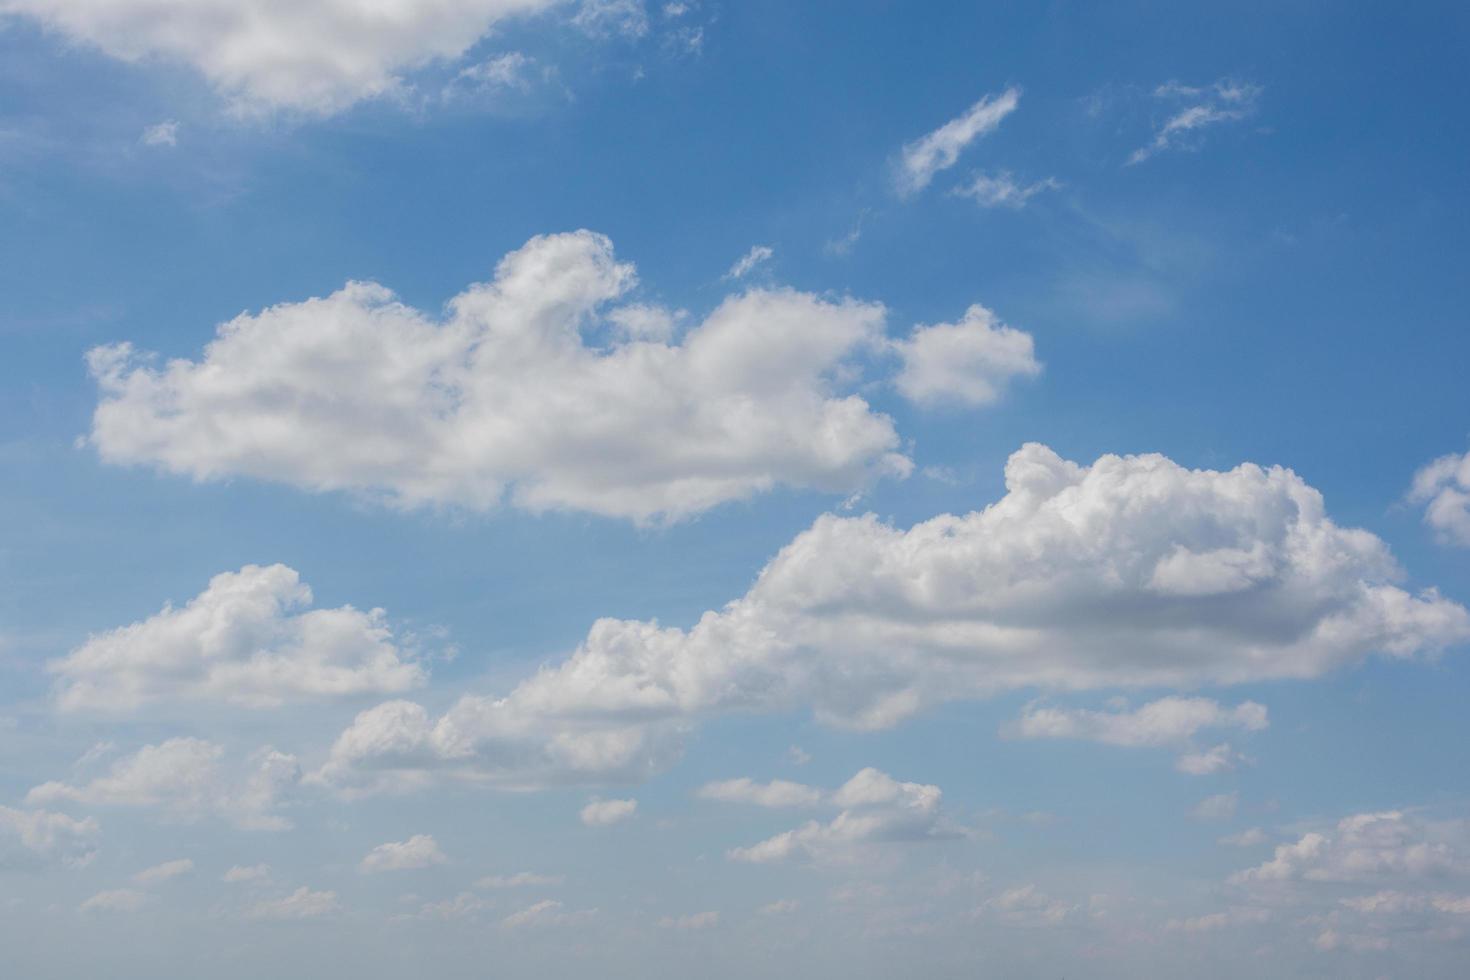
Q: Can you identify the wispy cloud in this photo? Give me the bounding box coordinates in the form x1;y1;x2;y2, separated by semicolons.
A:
897;88;1020;196
1128;79;1262;165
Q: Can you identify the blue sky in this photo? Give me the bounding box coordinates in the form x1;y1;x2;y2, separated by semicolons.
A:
3;1;1470;976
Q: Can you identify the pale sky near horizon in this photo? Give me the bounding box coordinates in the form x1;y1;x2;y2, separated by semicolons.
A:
3;2;1470;977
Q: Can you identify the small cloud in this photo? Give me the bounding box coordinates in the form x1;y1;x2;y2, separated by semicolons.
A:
897;88;1021;196
953;171;1060;209
140;121;178;147
758;898;798;915
1219;828;1268;847
80;889;150;913
725;244;774;280
223;864;270;883
133;858;194;884
360;834;447;873
1191;792;1239;821
501;898;597;929
1127;79;1262;165
657;910;719;929
580;798;637;827
786;745;812;766
245;886;339;920
475;871;565;889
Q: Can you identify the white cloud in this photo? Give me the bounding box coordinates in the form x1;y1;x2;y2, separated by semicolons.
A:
1165;906;1270;932
446;52;536;97
246;886;339;920
758;898;798;915
978;884;1075;925
727;768;956;865
223;864;271;883
892;304;1041;407
0;0;565;115
1219;828;1269;848
49;564;425;712
80;889;150;913
725;245;773;279
1231;810;1470;885
1192;792;1239;821
134;858;194;884
1409;450;1470;546
1128;79;1262;165
360;834;448;873
952;172;1059;209
500;898;596;928
657;910;718;929
571;0;648;39
476;871;564;888
898;88;1020;196
580;798;637;826
140;121;178;147
28;737;300;831
1005;696;1266;773
88;231;922;524
696;778;821;808
315;444;1468;792
0;805;99;869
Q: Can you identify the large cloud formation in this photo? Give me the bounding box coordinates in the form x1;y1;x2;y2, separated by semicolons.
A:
87;232;1035;523
316;444;1468;791
0;0;563;115
49;564;425;711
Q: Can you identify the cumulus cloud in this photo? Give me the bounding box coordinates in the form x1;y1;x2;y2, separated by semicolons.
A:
28;738;300;831
1231;811;1470;885
80;889;150;913
580;798;637;826
314;444;1468;793
360;834;447;873
696;778;822;808
892;304;1041;407
49;564;425;712
898;88;1020;196
246;886;340;920
952;172;1059;209
1128;79;1261;165
476;871;564;888
1005;696;1266;773
87;231;944;524
0;0;564;115
726;768;957;865
1409;450;1470;547
725;245;773;279
0;805;99;869
134;858;194;884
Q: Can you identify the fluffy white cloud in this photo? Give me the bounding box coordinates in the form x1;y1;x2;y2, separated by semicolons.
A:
579;798;637;826
1410;450;1470;547
358;834;443;875
223;864;270;883
892;304;1041;407
88;231;938;524
246;886;339;920
1128;79;1261;165
476;871;564;888
696;777;822;808
725;245;773;279
28;738;300;831
898;88;1020;196
0;805;98;869
727;768;955;865
1231;811;1470;885
1005;696;1266;773
952;172;1060;209
80;889;150;913
49;564;425;712
0;0;564;115
360;834;448;873
134;858;194;884
657;910;718;929
315;444;1468;792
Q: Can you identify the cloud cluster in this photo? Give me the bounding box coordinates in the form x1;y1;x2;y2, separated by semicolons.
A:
0;0;563;115
87;231;1038;523
1410;449;1470;546
28;738;301;831
725;768;957;865
314;444;1468;791
50;564;425;711
1006;696;1267;774
898;88;1020;196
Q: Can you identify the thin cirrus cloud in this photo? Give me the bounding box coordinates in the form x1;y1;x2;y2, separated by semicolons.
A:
0;0;565;116
952;171;1061;209
1127;78;1262;165
311;443;1468;794
1409;449;1470;546
1004;696;1268;774
87;230;1038;524
48;563;426;712
897;87;1021;196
